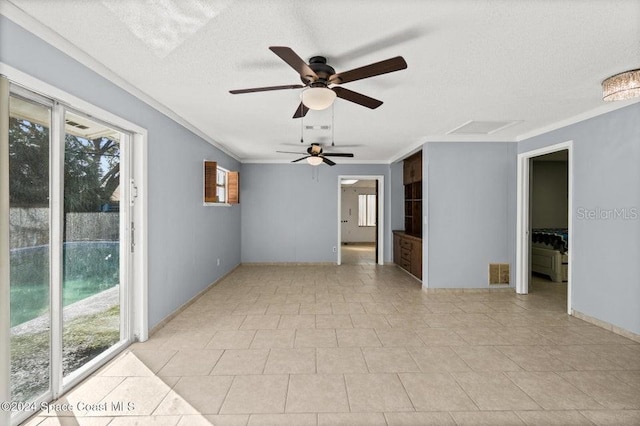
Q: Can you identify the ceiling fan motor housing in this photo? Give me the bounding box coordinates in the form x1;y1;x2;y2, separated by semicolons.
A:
301;56;335;85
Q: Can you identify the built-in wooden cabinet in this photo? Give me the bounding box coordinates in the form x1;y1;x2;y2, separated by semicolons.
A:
394;150;423;279
393;231;422;279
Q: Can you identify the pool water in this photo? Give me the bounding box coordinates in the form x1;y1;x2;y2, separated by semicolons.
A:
10;241;119;327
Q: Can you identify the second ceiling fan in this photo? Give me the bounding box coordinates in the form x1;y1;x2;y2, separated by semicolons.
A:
230;46;407;118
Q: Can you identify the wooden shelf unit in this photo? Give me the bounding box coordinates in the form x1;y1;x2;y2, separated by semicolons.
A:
394;150;423;279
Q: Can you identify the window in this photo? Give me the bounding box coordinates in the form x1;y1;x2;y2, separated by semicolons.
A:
204;161;239;205
358;194;376;226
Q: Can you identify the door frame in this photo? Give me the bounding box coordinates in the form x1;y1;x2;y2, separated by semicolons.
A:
337;175;384;265
0;66;149;425
516;140;573;315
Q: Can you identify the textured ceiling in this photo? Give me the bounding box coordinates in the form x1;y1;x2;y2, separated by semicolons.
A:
5;0;640;162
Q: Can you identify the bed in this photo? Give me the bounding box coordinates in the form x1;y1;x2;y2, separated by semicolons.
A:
531;228;568;282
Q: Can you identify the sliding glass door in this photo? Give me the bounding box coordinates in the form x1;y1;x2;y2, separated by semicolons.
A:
4;85;132;424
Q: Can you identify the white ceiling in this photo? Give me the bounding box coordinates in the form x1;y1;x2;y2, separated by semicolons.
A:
5;0;640;163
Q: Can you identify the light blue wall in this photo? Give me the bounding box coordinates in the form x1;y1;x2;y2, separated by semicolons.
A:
0;16;241;328
241;164;392;263
423;142;517;288
390;161;405;232
520;103;640;335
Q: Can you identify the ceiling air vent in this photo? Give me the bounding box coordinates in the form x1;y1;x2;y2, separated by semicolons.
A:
65;120;89;130
305;125;331;130
448;120;519;135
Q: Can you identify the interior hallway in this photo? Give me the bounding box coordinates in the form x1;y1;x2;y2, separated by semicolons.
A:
23;264;640;426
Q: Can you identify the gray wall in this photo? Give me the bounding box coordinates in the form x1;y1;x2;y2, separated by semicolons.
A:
0;16;241;328
423;142;517;288
241;164;391;263
520;103;640;336
531;161;568;228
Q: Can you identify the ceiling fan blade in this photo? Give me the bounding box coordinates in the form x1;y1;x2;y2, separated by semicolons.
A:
329;56;407;85
277;150;307;154
269;46;318;82
322;157;336;166
323;152;354;157
292;102;309;119
332;87;383;109
292;156;310;163
229;84;304;94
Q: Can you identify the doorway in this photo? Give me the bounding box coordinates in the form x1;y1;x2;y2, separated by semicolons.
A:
516;141;573;314
1;79;141;425
337;175;384;265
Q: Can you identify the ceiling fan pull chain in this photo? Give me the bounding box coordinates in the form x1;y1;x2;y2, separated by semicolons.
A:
331;103;335;146
300;107;304;143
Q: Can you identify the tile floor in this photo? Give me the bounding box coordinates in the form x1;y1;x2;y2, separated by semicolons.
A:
23;266;640;426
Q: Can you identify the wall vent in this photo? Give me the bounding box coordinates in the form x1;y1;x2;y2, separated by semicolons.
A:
489;263;510;285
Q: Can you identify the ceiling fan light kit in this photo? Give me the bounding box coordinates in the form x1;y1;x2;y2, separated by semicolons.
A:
602;69;640;101
306;156;324;166
301;86;337;110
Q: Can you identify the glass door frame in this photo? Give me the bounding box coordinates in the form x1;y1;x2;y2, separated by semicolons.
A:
1;75;144;425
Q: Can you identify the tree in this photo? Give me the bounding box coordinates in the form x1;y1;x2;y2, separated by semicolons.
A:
9;117;120;212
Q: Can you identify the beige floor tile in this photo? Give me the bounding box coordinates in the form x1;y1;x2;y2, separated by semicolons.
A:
362;347;420;373
350;314;391;329
286;374;349;413
542;345;624;370
211;349;269;375
277;315;316;329
207;330;257;350
264;348;316;374
319;412;386;426
336;329;381;347
344;373;414;412
162;376;234;415
613;370;640;390
452;346;522;371
450;411;525;425
384;314;429;329
315;314;353;329
496;345;574;371
506;371;602;410
160;331;216;350
454;328;511;345
157;349;223;376
398;372;477;411
452;371;540;410
99;354;152;379
408;346;471;372
153;389;202;415
317;347;368;373
585;344;640;370
384;412;456;426
232;303;269;315
202;315;247;331
423;302;464;314
286;294;317;304
265;303;300;315
316;293;345;303
176;415;240;426
294;329;337;347
34;417;116;425
250;329;295;349
247;413;316;425
107;416;181;426
344;293;375;303
362;302;399;314
559;371;640;409
580;409;640;425
202;414;250;426
331;302;365;314
571;326;637;345
375;329;424;347
515;410;594;425
300;303;332;314
239;315;281;330
96;377;173;416
414;328;468;346
129;349;178;374
220;375;288;414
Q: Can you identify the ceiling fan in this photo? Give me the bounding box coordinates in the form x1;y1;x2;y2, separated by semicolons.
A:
230;46;407;118
277;143;354;166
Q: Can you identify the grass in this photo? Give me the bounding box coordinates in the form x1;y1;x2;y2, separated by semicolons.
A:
11;305;120;402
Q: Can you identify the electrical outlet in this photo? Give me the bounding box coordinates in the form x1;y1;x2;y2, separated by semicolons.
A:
216;258;220;266
332;246;337;253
